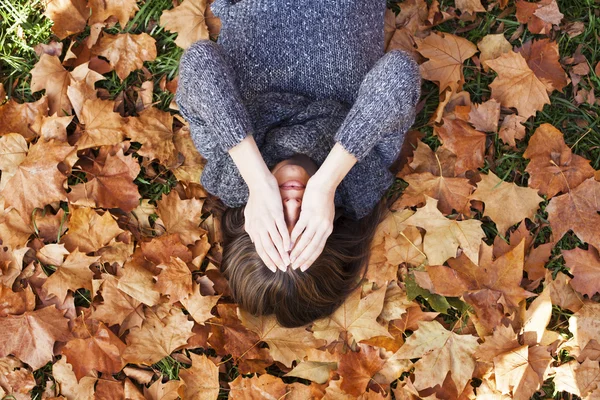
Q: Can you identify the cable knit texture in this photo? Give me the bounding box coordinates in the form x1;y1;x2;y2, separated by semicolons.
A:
176;0;422;220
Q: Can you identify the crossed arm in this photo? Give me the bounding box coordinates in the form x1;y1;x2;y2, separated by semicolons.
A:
228;135;358;272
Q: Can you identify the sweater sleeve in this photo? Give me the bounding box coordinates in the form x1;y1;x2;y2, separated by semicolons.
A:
176;39;254;152
334;49;422;162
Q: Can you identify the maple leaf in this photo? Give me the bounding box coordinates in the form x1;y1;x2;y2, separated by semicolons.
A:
154;256;193;304
517;38;569;93
238;308;325;368
0;133;28;191
395;320;479;392
91;273;144;334
42;250;99;303
52;357;98;398
546;178;600;250
177;353;220;400
156;190;206;246
523;124;594;198
0;284;35;317
30;54;73;116
494;344;552;400
40;114;73;142
122;304;195;365
228;373;289;399
172;126;206;182
403;196;484;265
94;33;157;81
88;0;139;28
43;0;89;39
77;98;127;149
405;139;457;176
416;31;478;91
284;360;337;385
338;344;386;396
68;148;141;211
455;0;486;14
499;114;527;147
0;139;75;225
160;0;210;49
60;207;124;253
434;118;487;175
0;97;48;139
516;0;564;35
116;256;162;307
477;33;512;72
562;246;600;298
486;50;551;119
124;107;177;164
0;305;71;370
61;319;126;381
553;359;600;398
469;171;543;235
568;301;600;351
312;284;391;344
469;99;501;133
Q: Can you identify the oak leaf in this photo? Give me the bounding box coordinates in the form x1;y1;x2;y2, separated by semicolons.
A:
94;33;157;81
239;309;325;368
338;344;386;396
160;0;210;49
416;31;478;91
0;305;71;370
486;50;551;118
0;139;75;225
546;178;600;250
434;118;487;175
42;250;99;303
122;305;195;365
562;246;600;298
60;207;124;253
156;190;206;246
177;353;220;400
469;171;543;235
523;124;594;198
395;320;479;392
88;0;139;28
403;196;484;265
312;284;391;344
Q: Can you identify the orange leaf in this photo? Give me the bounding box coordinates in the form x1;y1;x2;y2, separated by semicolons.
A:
160;0;210;49
94;33;157;81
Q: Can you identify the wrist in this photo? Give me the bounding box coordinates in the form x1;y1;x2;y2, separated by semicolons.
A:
312;142;358;191
228;136;273;191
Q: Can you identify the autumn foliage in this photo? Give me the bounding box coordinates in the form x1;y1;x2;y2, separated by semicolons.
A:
0;0;599;398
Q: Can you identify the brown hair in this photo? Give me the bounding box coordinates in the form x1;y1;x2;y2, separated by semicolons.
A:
220;197;393;328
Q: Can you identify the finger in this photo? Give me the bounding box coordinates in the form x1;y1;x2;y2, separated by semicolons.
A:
275;217;292;253
290;215;308;248
254;236;278;273
260;230;286;271
298;229;329;272
268;223;290;266
290;225;316;267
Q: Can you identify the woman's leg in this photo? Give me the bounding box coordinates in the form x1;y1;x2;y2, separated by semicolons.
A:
333;49;422;165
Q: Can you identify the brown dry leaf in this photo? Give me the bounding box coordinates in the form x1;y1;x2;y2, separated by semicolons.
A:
88;0;139;28
516;0;564;35
61;319;126;381
0;139;75;225
60;207;124;253
455;0;486;14
30;54;73;116
469;171;543;235
156;190;206;246
395;320;479;393
122;304;195;365
403;196;484;265
160;0;210;49
546;178;600;250
239;309;325;368
477;34;512;72
177;352;220;400
406;140;457;176
499;114;527;147
91;273;144;332
40;114;73;142
124;107;177;164
568;301;600;351
116;256;162;307
517;38;569;93
180;281;220;325
42;250;99;303
494;344;553;400
154;256;193;304
434;117;487;175
562;246;600;298
416;31;478;92
469;99;501;132
523;124;595;198
338;344;386;396
0;285;35;317
312;284;391;344
553;359;600;398
94;33;157;81
171;125;206;182
0;133;29;191
0;97;48;139
0;305;71;370
77;98;127;149
228;373;288;399
486;50;551;119
52;357;97;398
68;148;141;211
43;0;89;39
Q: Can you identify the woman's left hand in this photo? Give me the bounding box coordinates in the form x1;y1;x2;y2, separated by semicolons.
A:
289;177;335;271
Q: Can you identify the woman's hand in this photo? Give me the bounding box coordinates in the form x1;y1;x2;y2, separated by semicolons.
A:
244;175;291;272
289;178;335;271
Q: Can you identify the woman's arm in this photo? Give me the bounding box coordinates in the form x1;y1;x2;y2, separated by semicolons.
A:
228;136;291;272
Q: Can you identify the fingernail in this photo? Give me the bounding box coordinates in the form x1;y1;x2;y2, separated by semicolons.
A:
288;242;294;251
300;264;309;272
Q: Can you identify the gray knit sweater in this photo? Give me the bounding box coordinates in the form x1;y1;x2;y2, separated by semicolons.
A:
176;0;422;220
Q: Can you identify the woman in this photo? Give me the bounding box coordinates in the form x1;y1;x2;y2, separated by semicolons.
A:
176;0;421;327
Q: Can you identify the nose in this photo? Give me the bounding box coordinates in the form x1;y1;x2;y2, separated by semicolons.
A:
283;198;301;233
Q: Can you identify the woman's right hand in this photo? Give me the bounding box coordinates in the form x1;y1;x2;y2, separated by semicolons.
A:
244;174;292;272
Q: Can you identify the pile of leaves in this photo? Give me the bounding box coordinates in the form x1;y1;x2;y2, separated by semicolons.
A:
0;0;599;398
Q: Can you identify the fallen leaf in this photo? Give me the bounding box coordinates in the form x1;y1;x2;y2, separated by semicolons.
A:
94;33;157;81
338;344;386;396
30;54;73;116
477;34;512;72
160;0;210;49
562;246;600;298
517;38;569;93
60;207;124;253
43;0;89;39
88;0;139;28
435;117;487;175
42;250;99;303
177;352;220;400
